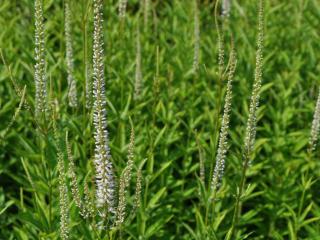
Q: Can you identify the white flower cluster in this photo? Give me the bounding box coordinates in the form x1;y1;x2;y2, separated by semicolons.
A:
211;49;237;193
64;0;78;107
93;0;116;215
52;105;69;240
222;0;231;18
116;128;135;226
144;0;150;30
134;28;142;100
309;89;320;152
134;168;142;209
193;0;200;72
58;153;69;240
34;0;47;116
243;0;264;159
119;0;128;20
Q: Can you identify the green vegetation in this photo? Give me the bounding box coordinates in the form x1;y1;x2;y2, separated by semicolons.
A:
1;0;320;239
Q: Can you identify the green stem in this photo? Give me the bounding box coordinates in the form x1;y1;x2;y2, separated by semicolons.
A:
227;153;250;240
208;0;225;186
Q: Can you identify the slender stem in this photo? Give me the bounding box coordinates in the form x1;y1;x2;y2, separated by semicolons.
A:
83;0;87;112
209;189;217;225
207;0;224;227
48;159;53;230
206;0;225;231
227;153;250;240
209;0;225;187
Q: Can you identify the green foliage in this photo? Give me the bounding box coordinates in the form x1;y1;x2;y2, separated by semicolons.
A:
1;0;320;239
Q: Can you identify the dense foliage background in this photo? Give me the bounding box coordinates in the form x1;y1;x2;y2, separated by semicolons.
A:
1;0;320;239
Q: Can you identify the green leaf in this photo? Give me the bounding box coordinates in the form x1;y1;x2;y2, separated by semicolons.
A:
150;161;172;184
145;215;173;238
147;187;166;209
0;199;14;215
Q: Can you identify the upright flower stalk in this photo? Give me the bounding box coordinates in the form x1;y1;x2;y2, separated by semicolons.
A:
143;0;150;31
193;0;200;72
64;0;78;107
66;132;87;218
84;181;95;218
4;86;27;137
52;104;69;240
243;1;264;160
195;130;205;186
85;18;92;109
57;144;69;240
119;0;128;20
134;27;142;100
222;0;231;18
116;127;135;226
134;167;142;210
34;0;47;116
85;61;92;109
309;88;320;153
92;0;116;215
209;0;226;191
227;1;264;239
215;0;224;76
211;47;237;194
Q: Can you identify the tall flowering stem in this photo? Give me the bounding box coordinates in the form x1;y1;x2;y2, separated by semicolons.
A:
119;0;128;20
209;0;226;188
92;0;116;215
215;0;224;76
134;167;142;210
4;86;27;137
84;15;92;109
143;0;150;31
66;132;88;218
226;1;264;239
211;48;237;195
193;0;200;72
52;104;69;240
116;127;135;226
243;6;264;163
134;27;142;100
64;0;78;107
84;181;95;218
206;44;236;228
194;130;205;187
57;146;69;240
85;61;92;109
222;0;231;18
309;89;320;153
34;0;47;116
